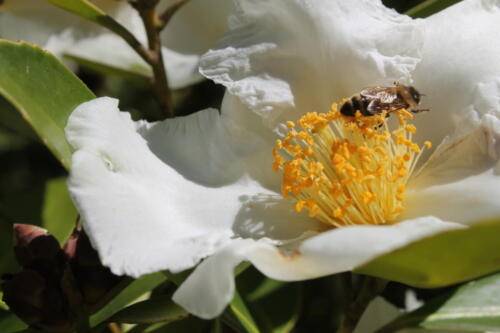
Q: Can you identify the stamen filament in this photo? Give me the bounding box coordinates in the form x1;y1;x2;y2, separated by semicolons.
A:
273;104;431;227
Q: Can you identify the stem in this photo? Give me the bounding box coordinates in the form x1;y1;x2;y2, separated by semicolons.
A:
129;0;173;118
100;16;151;65
337;276;387;333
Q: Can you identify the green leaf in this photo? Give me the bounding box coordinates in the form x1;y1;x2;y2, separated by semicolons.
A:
238;268;300;333
0;40;94;169
405;0;461;18
0;294;7;311
47;0;144;60
379;273;500;332
0;97;36;153
164;263;257;333
249;282;301;333
90;273;167;327
0;311;27;333
227;290;260;333
110;294;188;324
130;317;209;333
47;0;109;22
356;220;500;288
41;177;77;243
64;53;151;81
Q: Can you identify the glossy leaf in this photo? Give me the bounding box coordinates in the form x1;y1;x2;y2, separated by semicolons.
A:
238;268;301;333
227;290;260;333
41;177;77;243
48;0;109;22
90;273;167;327
379;273;500;332
0;40;94;169
405;0;462;18
248;281;301;333
0;295;7;311
0;311;26;333
110;294;188;324
357;220;500;288
130;317;209;333
0;97;35;153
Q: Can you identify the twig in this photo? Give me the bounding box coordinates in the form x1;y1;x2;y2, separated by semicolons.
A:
99;16;150;64
158;0;190;30
129;0;173;118
337;276;387;333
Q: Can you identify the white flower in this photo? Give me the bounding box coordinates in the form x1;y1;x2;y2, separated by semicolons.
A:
65;0;500;320
0;0;233;88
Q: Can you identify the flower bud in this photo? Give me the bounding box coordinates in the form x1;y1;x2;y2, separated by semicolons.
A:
1;270;74;332
64;227;123;309
13;224;63;270
2;224;77;332
2;224;125;331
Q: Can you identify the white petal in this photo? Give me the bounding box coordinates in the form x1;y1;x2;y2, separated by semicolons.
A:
174;218;462;318
66;97;277;277
0;0;128;56
162;48;202;89
219;94;283;191
248;218;462;281
172;239;254;319
160;0;234;55
159;0;234;87
134;105;243;186
202;0;423;127
405;114;500;224
64;33;201;89
0;4;76;51
64;34;152;78
61;0;230;88
413;0;500;145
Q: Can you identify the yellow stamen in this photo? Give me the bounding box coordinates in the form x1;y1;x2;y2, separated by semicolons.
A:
272;105;431;227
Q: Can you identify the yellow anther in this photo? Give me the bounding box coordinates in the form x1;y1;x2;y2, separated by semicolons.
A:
295;200;306;213
362;191;375;204
405;124;417;133
272;102;431;228
424;141;432;149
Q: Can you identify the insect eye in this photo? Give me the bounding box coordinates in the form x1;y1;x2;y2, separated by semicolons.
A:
409;87;421;103
414;93;421;103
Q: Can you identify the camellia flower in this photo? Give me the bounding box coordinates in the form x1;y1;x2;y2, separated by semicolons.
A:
65;0;500;319
0;0;232;88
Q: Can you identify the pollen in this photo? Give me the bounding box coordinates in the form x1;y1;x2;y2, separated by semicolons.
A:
272;104;431;227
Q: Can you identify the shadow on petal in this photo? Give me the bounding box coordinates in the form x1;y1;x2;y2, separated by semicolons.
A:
233;193;324;241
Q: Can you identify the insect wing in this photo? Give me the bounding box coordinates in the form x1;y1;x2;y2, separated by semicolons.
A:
360;87;398;103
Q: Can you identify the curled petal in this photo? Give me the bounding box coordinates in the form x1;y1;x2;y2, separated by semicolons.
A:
174;218;461;319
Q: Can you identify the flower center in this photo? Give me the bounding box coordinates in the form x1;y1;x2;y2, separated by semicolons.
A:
272;102;432;227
